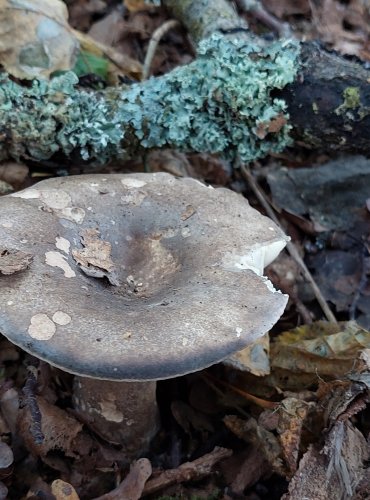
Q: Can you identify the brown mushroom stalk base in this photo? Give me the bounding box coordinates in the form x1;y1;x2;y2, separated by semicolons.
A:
73;378;159;457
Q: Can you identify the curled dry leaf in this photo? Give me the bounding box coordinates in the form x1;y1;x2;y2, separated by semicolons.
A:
72;228;119;285
18;396;85;460
0;248;33;275
0;0;79;79
276;397;314;476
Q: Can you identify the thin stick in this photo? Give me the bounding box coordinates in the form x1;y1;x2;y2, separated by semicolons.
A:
143;20;180;80
22;365;44;444
203;372;278;410
240;163;338;324
142;447;232;496
236;0;292;37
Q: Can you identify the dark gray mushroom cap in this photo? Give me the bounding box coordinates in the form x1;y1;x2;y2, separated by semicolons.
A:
0;173;288;380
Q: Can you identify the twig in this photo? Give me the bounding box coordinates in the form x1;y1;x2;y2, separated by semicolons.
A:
143;20;180;80
349;250;370;321
201;374;250;418
93;458;152;500
236;0;292;37
22;364;44;445
240;163;338;324
142;446;232;496
203;372;278;410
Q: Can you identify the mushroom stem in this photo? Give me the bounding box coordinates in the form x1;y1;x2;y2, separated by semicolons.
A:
73;377;159;457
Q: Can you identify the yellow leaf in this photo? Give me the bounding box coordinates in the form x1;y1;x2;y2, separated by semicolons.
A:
0;0;79;79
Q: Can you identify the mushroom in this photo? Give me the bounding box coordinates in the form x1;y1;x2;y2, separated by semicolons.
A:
0;172;288;457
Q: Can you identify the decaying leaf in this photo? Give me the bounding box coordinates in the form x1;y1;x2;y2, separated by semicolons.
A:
268;156;370;232
0;0;79;79
224;333;270;376
18;396;86;460
0;248;33;275
271;321;370;379
124;0;159;12
72;228;119;285
276;397;314;476
283;421;368;500
74;29;143;83
223;415;284;475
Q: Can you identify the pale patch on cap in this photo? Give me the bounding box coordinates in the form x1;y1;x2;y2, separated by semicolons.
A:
45;251;76;278
121;178;147;188
52;311;72;326
55;237;70;255
28;313;56;340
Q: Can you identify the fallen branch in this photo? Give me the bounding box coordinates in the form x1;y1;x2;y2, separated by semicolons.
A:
142;446;232;496
1;0;370;165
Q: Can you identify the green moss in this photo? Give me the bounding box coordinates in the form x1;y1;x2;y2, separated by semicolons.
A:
0;34;300;163
335;86;360;117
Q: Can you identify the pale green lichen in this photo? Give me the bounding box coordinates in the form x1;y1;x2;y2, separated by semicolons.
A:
0;33;300;164
335;86;360;117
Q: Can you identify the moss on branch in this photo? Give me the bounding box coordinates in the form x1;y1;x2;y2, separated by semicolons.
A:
0;34;300;164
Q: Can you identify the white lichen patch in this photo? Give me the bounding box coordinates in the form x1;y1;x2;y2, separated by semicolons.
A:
99;400;124;423
57;207;85;224
12;189;40;200
181;227;191;238
28;313;56;340
52;311;72;325
236;327;243;338
161;228;178;239
45;251;76;278
121;191;146;206
121;178;147;188
39;189;71;209
55;236;70;254
1;221;13;228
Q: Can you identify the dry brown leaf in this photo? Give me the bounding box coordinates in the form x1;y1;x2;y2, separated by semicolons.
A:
263;0;310;18
0;0;79;79
72;228;118;285
224;333;270;376
0;162;29;190
124;0;158;12
283;421;369;500
271;321;370;378
18;396;85;460
224;415;284;475
277;397;314;476
51;479;80;500
0;248;33;275
310;0;370;57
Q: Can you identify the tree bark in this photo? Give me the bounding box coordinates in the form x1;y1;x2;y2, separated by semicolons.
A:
278;42;370;155
0;0;370;166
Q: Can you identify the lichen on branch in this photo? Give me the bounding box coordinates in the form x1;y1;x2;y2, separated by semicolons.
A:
0;33;300;164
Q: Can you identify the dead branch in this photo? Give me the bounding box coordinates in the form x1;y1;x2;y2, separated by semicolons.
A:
142;446;232;496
